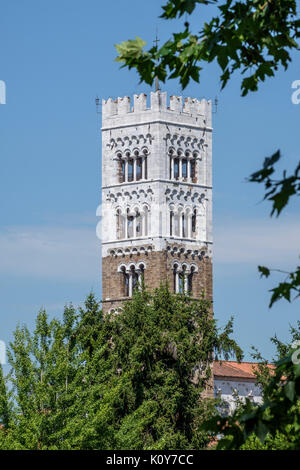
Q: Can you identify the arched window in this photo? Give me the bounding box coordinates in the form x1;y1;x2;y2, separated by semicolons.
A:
117;207;150;240
174;264;185;294
168;149;197;182
173;264;197;295
120;263;146;297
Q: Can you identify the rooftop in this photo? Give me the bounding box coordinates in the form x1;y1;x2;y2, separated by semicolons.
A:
213;360;275;380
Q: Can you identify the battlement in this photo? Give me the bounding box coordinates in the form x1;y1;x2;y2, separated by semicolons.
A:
102;91;211;120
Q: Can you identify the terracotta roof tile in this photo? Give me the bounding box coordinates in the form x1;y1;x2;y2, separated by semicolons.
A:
213;361;275;380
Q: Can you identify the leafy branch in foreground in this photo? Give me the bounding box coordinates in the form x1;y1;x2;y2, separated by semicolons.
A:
249;150;300;217
258;265;300;307
249;149;300;307
115;0;300;95
201;326;300;450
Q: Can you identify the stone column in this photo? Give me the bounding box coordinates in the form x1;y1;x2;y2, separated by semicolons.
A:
128;272;133;297
125;213;128;239
133;158;137;181
179;212;183;238
175;271;179;293
141;211;144;236
171;157;174;180
184;273;188;294
186;213;191;239
187;158;191;180
133;212;137;238
142;157;146;180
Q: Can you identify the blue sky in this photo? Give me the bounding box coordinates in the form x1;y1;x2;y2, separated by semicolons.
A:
0;0;299;362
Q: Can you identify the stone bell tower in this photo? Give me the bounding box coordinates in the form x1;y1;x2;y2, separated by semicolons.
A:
101;91;212;313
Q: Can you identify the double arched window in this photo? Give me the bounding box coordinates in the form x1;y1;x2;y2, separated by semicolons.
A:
117;148;148;183
169;207;197;239
173;263;197;294
169;148;198;183
116;206;149;240
118;263;145;297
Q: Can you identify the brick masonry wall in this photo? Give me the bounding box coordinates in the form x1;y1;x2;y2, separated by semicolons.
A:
102;247;212;313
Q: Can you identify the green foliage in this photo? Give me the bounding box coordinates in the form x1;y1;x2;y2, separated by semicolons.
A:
249;150;300;307
0;286;241;449
201;324;300;449
161;1;217;19
249;150;300;217
258;264;300;307
115;0;300;95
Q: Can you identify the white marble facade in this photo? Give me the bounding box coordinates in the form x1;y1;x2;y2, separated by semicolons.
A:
214;378;263;415
101;91;213;259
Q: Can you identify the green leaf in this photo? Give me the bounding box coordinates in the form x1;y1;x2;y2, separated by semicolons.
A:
258;266;270;278
284;381;295;402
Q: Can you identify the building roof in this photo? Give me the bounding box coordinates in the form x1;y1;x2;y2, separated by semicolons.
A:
213;360;275;380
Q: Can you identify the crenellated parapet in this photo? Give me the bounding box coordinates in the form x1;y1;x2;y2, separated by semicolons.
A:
102;91;212;121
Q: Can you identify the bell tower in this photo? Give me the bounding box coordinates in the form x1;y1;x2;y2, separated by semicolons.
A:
101;91;212;313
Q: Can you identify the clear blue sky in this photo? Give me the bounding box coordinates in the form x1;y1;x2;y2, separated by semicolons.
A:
0;0;299;362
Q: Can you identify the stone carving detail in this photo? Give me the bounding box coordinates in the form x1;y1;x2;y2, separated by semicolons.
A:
107;244;208;259
171;260;198;273
117;261;147;272
166;133;206;154
165;187;206;204
167;245;208;259
107;134;153;151
109;246;153;257
106;187;153;209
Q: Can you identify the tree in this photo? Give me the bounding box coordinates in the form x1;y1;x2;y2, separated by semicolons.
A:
0;286;241;450
201;323;300;450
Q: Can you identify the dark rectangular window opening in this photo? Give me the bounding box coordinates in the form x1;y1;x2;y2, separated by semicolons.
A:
128;159;134;182
136;158;142;181
174;158;179;180
182;159;187;179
